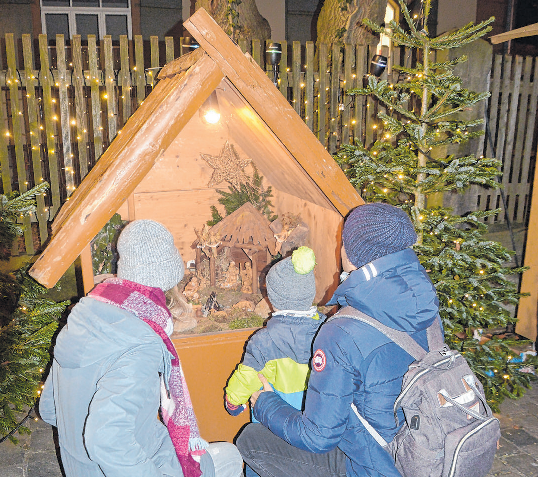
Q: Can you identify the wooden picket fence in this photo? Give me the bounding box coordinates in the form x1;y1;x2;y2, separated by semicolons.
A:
0;33;537;254
476;54;538;225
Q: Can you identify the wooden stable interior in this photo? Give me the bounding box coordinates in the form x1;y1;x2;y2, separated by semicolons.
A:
29;9;363;442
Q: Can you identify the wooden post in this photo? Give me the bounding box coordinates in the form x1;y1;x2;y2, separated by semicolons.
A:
6;33;34;254
516;147;538;341
209;254;216;286
251;251;258;294
38;34;61;217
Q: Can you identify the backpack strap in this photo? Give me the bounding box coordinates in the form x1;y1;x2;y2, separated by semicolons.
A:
426;315;445;351
332;306;428;361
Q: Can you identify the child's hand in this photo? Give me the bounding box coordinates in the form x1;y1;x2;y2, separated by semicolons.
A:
250;374;273;408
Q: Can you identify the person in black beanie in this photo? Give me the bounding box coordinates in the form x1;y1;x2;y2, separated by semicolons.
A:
236;203;441;477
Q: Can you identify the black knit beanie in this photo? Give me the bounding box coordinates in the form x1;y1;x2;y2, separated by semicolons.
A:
342;203;417;269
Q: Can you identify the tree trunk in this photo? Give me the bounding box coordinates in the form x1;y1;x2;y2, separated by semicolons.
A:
316;0;388;47
195;0;271;41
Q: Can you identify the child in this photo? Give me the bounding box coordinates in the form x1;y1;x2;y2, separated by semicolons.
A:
225;246;324;420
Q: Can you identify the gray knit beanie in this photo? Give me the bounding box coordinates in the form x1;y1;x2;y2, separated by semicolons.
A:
117;220;185;292
266;246;316;311
343;203;417;269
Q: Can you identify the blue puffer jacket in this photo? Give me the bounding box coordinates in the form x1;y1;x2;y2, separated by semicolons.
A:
39;297;182;477
254;248;440;477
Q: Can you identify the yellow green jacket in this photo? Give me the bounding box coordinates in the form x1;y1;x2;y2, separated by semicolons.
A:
225;308;325;416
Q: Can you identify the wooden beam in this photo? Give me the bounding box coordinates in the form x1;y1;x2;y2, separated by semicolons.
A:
490;23;538;44
184;8;363;216
30;53;224;288
516;147;538;341
158;48;205;79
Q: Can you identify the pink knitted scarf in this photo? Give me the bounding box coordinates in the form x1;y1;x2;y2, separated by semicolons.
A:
88;278;206;477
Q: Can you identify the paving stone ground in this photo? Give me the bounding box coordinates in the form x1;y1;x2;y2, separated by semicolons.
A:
1;383;537;476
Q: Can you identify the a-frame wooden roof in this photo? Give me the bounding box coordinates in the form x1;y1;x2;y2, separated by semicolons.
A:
29;8;363;288
198;202;278;256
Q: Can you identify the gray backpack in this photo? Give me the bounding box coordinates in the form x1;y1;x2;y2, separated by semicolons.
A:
334;307;500;477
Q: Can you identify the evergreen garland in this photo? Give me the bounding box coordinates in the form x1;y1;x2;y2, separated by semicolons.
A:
336;0;537;411
0;184;69;442
208;166;277;226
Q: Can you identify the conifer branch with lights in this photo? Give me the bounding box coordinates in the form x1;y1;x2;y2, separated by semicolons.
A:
0;185;69;443
336;0;537;411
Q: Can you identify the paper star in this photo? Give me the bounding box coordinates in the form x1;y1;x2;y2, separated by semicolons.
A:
201;141;251;189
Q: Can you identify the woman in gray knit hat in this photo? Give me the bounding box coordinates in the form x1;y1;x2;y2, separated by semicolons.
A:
40;219;243;477
237;203;441;477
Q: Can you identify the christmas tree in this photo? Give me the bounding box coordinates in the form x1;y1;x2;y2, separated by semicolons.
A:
0;184;69;443
336;0;537;411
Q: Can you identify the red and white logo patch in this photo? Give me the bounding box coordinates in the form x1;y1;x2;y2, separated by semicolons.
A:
312;349;326;372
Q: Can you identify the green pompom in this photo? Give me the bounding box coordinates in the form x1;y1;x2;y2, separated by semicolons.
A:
291;246;316;275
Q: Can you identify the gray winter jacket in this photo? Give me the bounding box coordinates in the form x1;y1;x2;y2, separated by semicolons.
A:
39;297;183;477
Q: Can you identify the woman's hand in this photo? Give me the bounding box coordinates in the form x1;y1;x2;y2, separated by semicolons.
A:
250;374;273;408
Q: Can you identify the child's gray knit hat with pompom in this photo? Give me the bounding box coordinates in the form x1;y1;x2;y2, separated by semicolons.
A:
266;246;317;311
117;220;185;292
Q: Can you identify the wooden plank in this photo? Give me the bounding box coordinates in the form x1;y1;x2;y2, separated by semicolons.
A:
119;35;132;128
87;35;103;161
39;34;61;216
251;39;261;66
490;23;538;44
503;56;523;187
6;33;34;254
104;35;118;141
305;41;314;131
318;42;328;146
329;43;340;153
501;56;523;223
30;53;225;287
292;41;301;115
56;34;75;197
519;58;538;220
354;44;367;143
165;36;175;64
0;64;11;194
72;35;89;179
493;55;513;221
511;56;533;222
485;55;502;158
279;40;288;99
158;48;204;79
135;35;145;107
22;34;48;244
342;43;353;146
149;35;159;88
516;146;538;341
172;329;253;442
184;8;363;215
238;38;247;54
